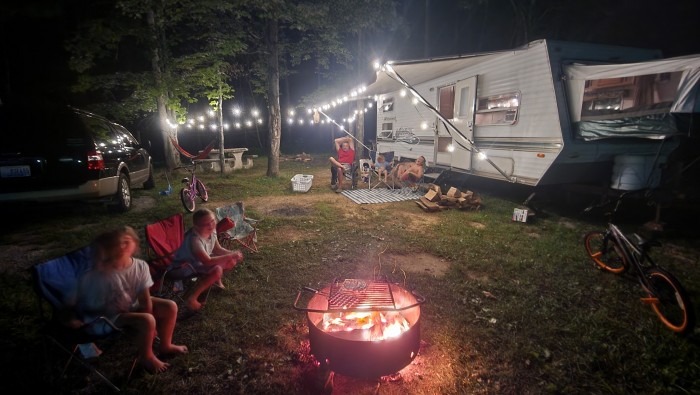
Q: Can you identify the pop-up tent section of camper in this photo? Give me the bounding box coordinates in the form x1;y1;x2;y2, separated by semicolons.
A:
565;54;700;141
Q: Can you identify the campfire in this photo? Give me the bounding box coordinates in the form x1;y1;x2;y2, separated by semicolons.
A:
294;278;425;379
320;310;411;340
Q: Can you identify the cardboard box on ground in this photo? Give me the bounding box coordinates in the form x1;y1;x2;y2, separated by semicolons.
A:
511;207;535;223
415;184;482;212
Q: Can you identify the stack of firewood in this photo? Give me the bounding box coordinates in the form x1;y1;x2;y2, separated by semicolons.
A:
415;184;482;212
295;152;312;162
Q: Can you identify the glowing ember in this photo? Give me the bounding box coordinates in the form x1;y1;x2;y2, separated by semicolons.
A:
319;310;411;341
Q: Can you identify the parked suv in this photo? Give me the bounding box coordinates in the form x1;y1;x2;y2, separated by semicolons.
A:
0;103;154;212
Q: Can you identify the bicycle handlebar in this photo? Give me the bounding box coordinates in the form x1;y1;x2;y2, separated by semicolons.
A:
582;190;646;214
174;160;201;171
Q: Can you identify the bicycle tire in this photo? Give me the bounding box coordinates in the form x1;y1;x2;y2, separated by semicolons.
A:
645;267;695;335
584;231;628;274
180;187;196;213
196;179;208;202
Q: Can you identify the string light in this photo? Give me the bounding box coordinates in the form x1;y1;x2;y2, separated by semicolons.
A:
170;60;431;129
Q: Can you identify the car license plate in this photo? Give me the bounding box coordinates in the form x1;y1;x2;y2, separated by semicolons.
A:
0;165;31;178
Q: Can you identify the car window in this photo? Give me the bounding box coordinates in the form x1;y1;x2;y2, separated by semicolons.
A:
1;105;87;150
81;114;120;151
112;124;136;147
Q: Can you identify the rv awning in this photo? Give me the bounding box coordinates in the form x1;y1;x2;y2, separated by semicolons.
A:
364;54;500;98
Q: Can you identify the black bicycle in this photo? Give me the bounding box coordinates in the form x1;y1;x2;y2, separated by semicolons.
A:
176;160;208;212
583;192;695;335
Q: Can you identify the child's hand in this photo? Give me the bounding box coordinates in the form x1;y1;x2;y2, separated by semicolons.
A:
232;250;244;262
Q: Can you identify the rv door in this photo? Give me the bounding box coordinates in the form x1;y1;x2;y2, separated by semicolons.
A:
436;76;476;170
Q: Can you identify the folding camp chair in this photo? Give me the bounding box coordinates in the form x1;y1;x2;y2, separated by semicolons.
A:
370;151;395;190
145;213;210;306
30;245;138;392
215;202;260;253
331;161;360;190
358;158;374;188
390;157;426;193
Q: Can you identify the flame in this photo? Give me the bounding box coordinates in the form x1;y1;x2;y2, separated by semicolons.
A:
320;310;410;341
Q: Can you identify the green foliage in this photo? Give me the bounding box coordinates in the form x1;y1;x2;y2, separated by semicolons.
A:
64;0;246;126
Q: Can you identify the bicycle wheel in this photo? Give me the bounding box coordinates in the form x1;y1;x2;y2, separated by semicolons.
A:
180;187;196;213
196;179;208;202
645;268;695;335
584;231;628;274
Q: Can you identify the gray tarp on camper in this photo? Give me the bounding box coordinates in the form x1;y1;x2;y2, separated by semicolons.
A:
565;55;700;140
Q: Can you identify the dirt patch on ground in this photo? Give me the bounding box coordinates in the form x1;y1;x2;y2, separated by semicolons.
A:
377;251;451;277
132;196;157;213
265;225;310;244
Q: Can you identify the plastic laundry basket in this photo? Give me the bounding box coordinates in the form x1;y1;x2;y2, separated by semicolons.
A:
291;174;313;192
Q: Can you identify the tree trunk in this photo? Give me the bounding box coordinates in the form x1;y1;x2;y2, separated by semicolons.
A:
218;91;225;175
355;99;365;159
147;7;179;170
355;32;366;159
265;18;281;177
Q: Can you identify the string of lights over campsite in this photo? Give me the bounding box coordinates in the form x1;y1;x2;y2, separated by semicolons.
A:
167;62;435;134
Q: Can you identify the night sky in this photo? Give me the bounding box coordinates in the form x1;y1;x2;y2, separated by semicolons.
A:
2;0;699;152
293;0;700;110
387;0;700;60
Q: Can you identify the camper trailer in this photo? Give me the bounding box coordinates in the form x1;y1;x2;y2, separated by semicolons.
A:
370;39;700;193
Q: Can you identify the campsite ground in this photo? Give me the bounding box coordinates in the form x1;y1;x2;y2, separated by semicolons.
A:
1;155;698;394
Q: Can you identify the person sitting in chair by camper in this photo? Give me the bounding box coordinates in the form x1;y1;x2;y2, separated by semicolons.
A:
374;154;391;182
329;136;355;192
391;156;426;185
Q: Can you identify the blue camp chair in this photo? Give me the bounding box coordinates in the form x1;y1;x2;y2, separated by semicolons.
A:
31;245;137;392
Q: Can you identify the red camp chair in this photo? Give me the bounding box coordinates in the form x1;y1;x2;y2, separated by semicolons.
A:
145;213;210;305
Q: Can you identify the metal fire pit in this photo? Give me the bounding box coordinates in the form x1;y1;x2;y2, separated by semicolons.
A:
294;278;425;379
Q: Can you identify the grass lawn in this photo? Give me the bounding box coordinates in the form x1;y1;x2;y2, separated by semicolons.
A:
1;155;698;394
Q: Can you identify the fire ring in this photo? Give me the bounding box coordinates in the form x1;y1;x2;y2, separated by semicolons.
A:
294;278;425;379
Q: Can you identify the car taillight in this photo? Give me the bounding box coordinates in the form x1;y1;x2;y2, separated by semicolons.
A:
87;150;105;170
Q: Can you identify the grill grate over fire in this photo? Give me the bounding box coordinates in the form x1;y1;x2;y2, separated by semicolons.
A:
328;278;397;310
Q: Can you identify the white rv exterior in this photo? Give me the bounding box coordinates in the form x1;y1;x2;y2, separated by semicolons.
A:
371;39;699;188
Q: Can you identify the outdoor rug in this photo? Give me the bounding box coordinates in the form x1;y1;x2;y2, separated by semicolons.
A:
340;188;423;204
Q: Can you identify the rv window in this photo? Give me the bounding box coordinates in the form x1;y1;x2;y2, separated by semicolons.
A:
378;122;394;140
458;87;471;117
580;71;681;120
438;86;455;119
382;98;394;112
475;92;520;126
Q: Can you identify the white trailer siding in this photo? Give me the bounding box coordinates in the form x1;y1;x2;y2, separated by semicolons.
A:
376;84;437;162
378;42;563;184
373;40;671;186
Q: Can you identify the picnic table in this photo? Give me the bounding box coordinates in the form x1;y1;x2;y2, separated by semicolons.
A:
197;148;252;172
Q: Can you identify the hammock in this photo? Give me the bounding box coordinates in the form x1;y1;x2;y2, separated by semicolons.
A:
169;136;219;161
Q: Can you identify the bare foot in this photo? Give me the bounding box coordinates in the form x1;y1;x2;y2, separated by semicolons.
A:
186;298;204;311
160;344;188;355
214;280;225;289
141;356;170;373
